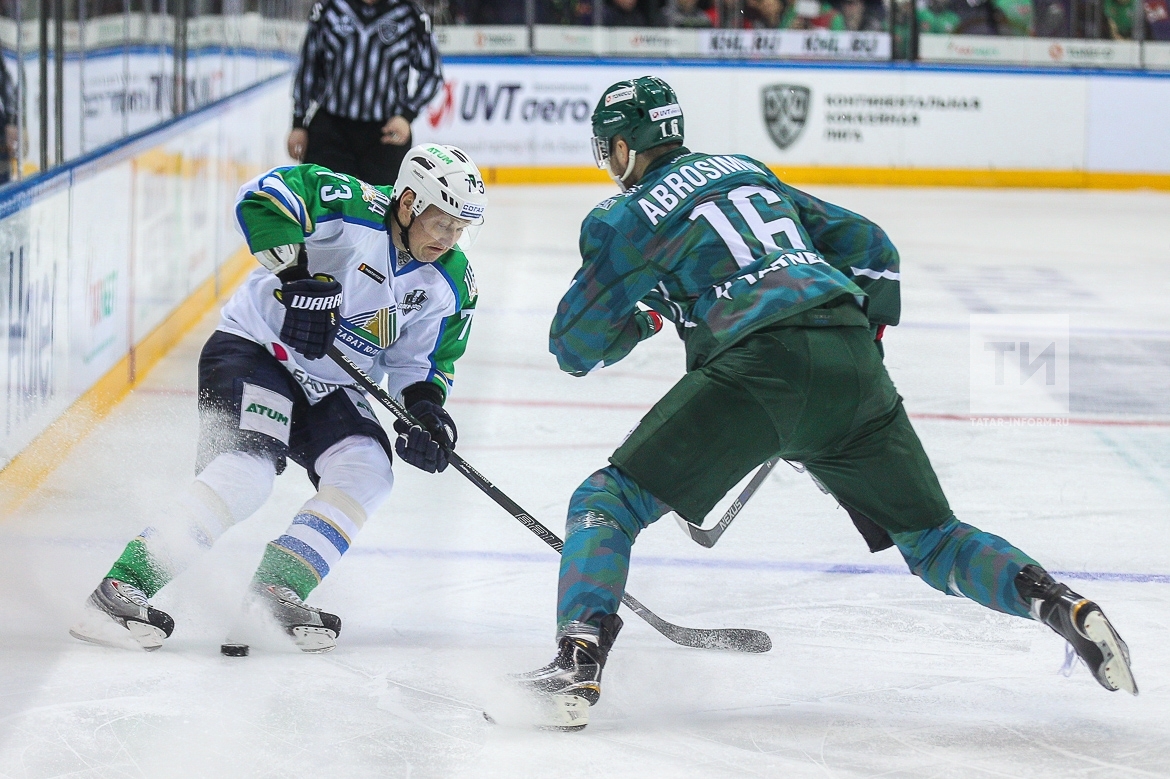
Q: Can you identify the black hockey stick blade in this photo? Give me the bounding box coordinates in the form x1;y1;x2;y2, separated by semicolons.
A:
676;457;781;548
327;346;773;654
621;592;771;653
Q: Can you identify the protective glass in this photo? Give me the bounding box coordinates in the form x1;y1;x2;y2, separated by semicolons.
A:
416;205;480;253
591;135;611;170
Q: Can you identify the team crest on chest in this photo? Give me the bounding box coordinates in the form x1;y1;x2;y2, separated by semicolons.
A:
401;289;427;313
360;180;390;217
338;306;398;356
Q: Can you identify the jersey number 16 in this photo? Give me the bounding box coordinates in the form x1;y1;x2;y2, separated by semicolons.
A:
689;184;806;269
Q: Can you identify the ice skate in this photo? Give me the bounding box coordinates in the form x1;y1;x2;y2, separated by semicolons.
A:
69;578;175;651
512;614;622;731
1016;565;1137;695
249;582;341;653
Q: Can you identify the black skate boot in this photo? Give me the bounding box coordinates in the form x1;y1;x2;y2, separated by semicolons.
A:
1015;565;1137;695
513;613;623;731
70;578;175;651
250;582;341;653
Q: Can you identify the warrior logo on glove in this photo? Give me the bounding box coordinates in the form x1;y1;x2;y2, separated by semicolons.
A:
274;274;343;360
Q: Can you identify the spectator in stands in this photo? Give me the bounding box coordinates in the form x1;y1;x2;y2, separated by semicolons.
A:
744;0;781;26
993;0;1031;33
1147;0;1170;40
288;0;443;185
0;56;16;185
744;0;847;28
540;0;596;23
664;0;715;26
916;0;960;32
604;0;663;25
1033;0;1069;37
1103;0;1142;38
777;0;847;29
839;0;886;30
947;0;1030;35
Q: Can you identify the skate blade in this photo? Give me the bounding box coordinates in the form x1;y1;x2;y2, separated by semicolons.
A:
290;626;337;654
535;694;591;732
69;611;164;652
1081;611;1138;696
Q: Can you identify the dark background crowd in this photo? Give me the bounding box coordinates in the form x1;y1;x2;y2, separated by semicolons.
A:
430;0;1170;39
444;0;889;31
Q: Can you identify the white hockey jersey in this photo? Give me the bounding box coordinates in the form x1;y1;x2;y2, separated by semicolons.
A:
222;165;477;404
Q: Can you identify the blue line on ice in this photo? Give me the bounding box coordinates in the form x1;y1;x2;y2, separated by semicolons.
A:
13;537;1167;583
346;547;1170;584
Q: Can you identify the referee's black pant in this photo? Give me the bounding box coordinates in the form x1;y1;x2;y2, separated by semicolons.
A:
304;111;412;186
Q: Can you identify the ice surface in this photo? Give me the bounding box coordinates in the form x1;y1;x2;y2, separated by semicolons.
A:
1;185;1168;778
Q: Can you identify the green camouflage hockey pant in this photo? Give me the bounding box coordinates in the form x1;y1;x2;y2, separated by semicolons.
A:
612;322;951;532
555;321;1040;638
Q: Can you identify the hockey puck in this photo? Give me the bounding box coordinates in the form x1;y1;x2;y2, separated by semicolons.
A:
220;643;250;657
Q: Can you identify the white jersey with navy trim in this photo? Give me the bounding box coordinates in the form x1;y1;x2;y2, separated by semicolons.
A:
221;174;467;405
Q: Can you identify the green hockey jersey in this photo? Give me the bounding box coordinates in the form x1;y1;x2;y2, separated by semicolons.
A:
549;147;900;375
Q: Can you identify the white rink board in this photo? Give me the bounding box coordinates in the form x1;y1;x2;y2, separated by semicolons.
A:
685;68;1086;170
419;60;1170;173
0;77;293;470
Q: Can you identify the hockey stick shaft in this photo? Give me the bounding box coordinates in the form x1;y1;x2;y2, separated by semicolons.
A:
679;456;781;548
327;346;771;653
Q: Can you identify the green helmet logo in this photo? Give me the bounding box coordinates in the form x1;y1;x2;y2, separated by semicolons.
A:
591;76;684;174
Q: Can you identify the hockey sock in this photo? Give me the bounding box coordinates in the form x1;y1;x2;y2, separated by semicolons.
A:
252;436;393;600
891;516;1039;619
107;452;275;596
556;466;670;638
253;486;367;600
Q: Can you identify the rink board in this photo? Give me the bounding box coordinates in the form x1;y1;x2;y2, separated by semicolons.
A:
0;75;293;508
416;59;1170;187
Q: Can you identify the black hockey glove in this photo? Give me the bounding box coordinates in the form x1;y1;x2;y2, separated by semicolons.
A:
394;382;457;473
273;274;342;360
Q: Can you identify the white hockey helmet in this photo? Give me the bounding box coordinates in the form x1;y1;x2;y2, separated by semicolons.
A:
393;144;487;249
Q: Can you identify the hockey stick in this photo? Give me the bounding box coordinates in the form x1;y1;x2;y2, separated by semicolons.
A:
674;456;781;548
327;346;772;654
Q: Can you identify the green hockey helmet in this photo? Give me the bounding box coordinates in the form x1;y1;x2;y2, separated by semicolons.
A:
591;76;684;185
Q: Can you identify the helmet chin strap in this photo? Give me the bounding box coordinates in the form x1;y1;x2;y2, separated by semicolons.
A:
391;198;418;262
609;148;638;191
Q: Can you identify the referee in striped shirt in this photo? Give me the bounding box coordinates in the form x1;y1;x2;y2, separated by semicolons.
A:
288;0;444;184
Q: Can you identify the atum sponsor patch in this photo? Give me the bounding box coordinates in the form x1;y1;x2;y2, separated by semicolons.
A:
239;383;293;443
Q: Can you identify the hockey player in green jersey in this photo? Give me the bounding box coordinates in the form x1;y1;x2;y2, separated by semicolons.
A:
70;144;486;654
516;76;1136;730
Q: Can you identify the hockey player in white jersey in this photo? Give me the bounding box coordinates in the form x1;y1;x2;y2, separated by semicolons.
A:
70;144;486;653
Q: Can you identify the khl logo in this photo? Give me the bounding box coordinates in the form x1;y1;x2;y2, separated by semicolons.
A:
762;84;811;151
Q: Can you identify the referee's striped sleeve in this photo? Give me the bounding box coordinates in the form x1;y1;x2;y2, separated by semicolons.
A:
292;5;323;128
399;16;443;123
